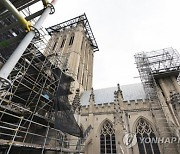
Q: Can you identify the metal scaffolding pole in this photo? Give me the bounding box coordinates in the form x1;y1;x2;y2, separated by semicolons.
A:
0;0;31;31
0;0;56;88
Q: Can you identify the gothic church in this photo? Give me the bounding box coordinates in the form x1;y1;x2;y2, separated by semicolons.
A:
45;14;180;154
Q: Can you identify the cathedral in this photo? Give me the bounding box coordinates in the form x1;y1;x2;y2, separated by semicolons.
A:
45;14;180;154
0;1;180;153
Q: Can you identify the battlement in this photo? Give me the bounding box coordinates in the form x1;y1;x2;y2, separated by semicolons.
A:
81;99;150;114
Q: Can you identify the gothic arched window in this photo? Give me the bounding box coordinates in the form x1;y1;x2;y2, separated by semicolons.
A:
100;121;116;154
136;118;160;154
69;34;74;46
60;36;66;48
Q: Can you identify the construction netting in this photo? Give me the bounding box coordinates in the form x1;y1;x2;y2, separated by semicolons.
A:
53;68;83;137
0;0;83;152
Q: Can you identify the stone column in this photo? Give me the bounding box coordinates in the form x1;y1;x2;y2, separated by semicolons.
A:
115;124;126;154
158;78;180;126
83;70;88;89
77;63;83;83
67;30;83;76
158;78;170;102
81;42;89;90
171;76;180;93
87;51;93;90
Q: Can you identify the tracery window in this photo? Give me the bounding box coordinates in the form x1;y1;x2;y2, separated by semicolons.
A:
100;121;116;154
136;118;160;154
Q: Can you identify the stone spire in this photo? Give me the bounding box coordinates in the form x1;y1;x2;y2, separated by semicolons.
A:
89;88;95;102
72;89;81;114
89;88;95;113
113;91;121;113
113;85;124;125
114;91;118;102
117;83;123;99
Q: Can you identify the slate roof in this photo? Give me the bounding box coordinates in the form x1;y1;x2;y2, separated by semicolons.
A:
80;83;146;106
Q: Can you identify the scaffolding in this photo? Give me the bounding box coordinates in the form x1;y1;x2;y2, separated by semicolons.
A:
135;47;180;98
0;35;83;153
134;47;180;153
46;13;99;52
0;0;84;153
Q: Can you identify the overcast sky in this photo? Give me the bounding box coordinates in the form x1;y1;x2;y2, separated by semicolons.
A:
42;0;180;89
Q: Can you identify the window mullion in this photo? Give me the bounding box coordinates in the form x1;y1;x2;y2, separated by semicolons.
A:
150;136;155;154
143;141;147;154
105;135;107;154
110;135;113;154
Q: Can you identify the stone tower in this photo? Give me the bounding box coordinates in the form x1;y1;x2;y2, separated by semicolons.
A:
136;48;180;128
45;14;99;101
135;47;180;153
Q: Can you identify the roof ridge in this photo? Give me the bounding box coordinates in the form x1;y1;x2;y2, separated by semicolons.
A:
92;82;143;91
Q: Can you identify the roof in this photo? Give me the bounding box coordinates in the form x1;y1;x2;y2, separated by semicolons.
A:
80;83;146;106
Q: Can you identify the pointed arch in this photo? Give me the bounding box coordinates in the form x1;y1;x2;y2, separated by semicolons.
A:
98;118;113;133
60;35;66;48
69;33;75;46
99;119;116;154
133;116;155;133
135;118;160;154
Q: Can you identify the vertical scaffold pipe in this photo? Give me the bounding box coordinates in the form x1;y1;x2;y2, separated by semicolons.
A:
0;0;57;87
